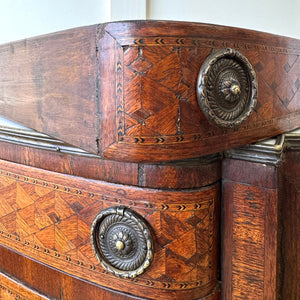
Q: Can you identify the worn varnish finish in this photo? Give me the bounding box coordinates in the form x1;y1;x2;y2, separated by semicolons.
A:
0;140;221;189
0;26;98;154
222;158;279;299
0;245;140;300
0;140;139;186
221;135;300;299
278;150;300;299
0;21;299;162
0;244;221;300
0;271;50;300
0;158;220;299
0;21;299;300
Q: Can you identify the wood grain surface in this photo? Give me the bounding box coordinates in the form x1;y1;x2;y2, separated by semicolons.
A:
278;150;300;299
221;133;300;299
0;158;220;299
0;140;221;189
0;245;221;300
0;21;299;162
0;25;99;154
0;245;143;300
222;158;279;299
0;271;50;300
0;19;299;300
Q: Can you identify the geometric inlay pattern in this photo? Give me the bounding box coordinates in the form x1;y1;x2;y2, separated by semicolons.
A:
114;36;300;154
0;160;219;298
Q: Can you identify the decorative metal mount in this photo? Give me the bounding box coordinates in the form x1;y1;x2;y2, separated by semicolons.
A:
226;135;284;165
91;206;153;278
226;128;300;165
197;48;258;128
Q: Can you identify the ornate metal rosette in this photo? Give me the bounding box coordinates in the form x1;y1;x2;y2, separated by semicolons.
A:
197;48;257;127
91;206;153;278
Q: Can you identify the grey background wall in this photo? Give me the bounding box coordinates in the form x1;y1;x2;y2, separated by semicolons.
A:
147;0;300;39
0;0;299;45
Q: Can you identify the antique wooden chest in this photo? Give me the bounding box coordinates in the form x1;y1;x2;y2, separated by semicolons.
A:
0;21;299;299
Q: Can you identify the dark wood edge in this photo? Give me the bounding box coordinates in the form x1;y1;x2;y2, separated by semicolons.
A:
104;20;300;49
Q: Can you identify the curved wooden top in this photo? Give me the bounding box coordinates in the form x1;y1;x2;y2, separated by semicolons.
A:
0;21;299;162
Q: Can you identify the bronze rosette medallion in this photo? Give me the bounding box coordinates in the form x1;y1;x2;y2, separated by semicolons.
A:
91;206;154;278
197;48;258;128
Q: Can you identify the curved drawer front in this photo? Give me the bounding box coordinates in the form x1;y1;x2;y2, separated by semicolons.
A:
0;273;49;300
0;21;299;162
0;159;219;300
101;21;300;162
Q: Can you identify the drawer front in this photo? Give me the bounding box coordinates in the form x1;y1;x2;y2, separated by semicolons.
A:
0;159;219;300
0;272;49;300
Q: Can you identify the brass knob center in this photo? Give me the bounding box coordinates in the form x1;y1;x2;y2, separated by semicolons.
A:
116;240;125;250
230;84;240;95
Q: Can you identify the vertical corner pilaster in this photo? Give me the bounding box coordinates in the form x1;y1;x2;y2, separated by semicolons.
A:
221;136;284;299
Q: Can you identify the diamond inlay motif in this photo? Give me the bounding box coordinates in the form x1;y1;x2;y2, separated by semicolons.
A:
295;78;300;90
284;62;292;73
129;56;152;73
121;43;300;148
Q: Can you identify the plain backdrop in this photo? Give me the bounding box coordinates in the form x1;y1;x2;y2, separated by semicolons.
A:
0;0;299;45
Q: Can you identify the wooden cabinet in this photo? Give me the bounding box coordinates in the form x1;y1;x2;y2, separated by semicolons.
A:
0;21;299;299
